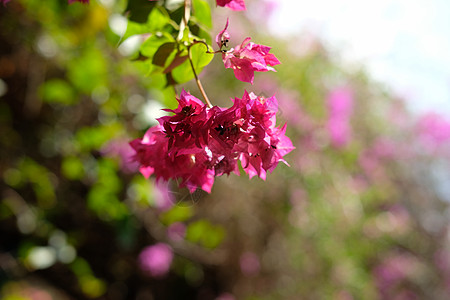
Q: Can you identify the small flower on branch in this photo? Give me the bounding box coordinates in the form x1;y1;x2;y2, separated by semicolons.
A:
216;19;281;84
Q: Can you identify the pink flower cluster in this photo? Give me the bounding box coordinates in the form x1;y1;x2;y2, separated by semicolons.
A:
216;0;246;11
130;90;294;193
216;19;280;84
416;112;450;150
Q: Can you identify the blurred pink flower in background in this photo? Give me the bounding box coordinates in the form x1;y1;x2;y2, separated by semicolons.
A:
167;222;186;241
277;90;314;129
434;249;450;274
247;0;279;27
215;293;236;300
374;252;419;299
359;138;403;182
153;181;175;211
139;243;173;278
326;87;354;148
386;204;411;235
434;249;450;294
416;112;450;153
335;290;354;300
101;138;139;173
369;138;399;159
239;252;260;276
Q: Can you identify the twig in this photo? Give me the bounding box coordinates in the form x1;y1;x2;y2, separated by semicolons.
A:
188;45;213;108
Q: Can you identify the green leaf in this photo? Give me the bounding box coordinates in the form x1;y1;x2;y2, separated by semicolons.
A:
192;0;212;29
190;25;213;46
140;33;175;59
163;52;189;74
147;6;172;33
166;72;178;86
161;86;177;108
171;43;213;84
152;42;177;67
122;6;172;42
125;0;157;23
180;26;190;44
122;21;150;42
169;4;184;21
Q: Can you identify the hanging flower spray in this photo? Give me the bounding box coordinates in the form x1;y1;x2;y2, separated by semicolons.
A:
129;0;294;193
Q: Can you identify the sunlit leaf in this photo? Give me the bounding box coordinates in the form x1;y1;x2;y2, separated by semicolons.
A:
192;0;212;29
140;33;175;59
124;0;157;23
122;21;151;42
147;6;172;33
171;42;213;84
122;6;172;41
161;86;178;108
189;25;212;46
163;52;189;74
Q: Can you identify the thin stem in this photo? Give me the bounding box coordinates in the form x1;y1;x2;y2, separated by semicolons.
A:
181;0;212;107
193;39;223;54
188;45;212;108
177;0;191;41
183;0;191;26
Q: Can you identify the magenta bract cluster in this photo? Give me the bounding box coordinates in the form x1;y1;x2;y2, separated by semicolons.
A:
130;90;294;193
